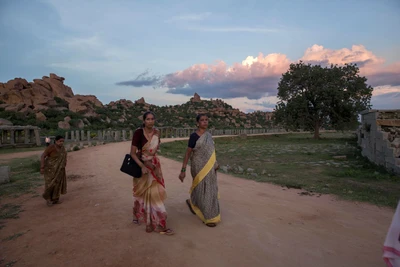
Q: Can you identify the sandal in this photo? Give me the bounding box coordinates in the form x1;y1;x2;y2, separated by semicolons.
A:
132;219;140;225
205;223;217;227
46;200;53;207
159;228;174;235
52;200;63;204
186;199;195;215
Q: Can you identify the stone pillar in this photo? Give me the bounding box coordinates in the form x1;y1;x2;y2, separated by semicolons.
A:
115;131;121;141
129;130;133;140
16;130;21;143
81;130;85;141
75;130;80;142
24;129;30;144
87;131;91;146
10;130;15;145
71;131;75;142
122;130;127;141
107;131;111;141
34;128;41;146
65;131;69;141
97;130;102;141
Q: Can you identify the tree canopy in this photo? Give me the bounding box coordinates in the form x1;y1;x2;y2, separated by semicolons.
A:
273;61;373;138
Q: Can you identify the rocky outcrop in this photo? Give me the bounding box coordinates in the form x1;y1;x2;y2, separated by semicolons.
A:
190;93;201;102
135;97;145;104
108;99;135;109
0;118;13;126
0;76;275;129
0;73;103;116
35;112;47;121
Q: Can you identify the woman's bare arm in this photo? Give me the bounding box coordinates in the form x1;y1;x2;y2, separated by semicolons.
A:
181;147;192;170
130;145;144;168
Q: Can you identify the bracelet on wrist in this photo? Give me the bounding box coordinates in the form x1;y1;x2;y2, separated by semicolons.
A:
181;168;186;172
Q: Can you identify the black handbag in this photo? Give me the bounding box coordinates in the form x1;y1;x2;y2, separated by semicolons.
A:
120;154;142;178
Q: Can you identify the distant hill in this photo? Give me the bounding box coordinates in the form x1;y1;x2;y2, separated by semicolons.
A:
0;74;274;134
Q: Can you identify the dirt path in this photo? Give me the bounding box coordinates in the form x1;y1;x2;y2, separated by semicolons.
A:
0;139;394;267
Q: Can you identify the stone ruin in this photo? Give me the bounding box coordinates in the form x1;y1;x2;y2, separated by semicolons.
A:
357;109;400;175
0;125;41;148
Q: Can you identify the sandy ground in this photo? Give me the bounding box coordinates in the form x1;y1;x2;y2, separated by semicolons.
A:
0;138;395;267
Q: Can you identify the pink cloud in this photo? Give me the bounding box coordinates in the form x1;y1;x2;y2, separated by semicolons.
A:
117;44;400;100
300;44;400;87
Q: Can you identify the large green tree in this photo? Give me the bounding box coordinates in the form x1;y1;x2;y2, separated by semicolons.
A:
273;61;373;138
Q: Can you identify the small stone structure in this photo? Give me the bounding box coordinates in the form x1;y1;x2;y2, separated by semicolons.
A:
0;126;41;148
357;109;400;175
0;166;10;184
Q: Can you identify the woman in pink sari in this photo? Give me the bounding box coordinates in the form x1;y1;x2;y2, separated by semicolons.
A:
130;111;174;235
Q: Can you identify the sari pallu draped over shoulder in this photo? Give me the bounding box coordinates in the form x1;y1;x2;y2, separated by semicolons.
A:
42;146;67;201
383;200;400;267
132;130;168;231
188;131;221;224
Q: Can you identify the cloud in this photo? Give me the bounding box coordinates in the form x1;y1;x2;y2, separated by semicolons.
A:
116;44;400;102
224;96;279;113
370;88;400;109
185;27;279;33
115;70;162;87
299;44;400;87
166;12;212;22
47;35;139;78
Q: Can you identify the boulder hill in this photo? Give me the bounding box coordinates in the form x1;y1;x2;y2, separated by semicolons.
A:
0;74;273;130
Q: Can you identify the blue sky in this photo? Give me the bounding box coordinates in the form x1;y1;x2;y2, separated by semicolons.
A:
1;0;399;112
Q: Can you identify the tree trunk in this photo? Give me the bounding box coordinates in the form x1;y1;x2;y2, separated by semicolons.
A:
313;121;320;139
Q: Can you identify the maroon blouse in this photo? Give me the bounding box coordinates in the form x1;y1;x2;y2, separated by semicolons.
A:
131;128;160;149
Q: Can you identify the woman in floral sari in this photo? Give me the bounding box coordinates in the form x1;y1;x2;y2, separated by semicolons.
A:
130;111;174;235
179;114;221;227
40;135;67;207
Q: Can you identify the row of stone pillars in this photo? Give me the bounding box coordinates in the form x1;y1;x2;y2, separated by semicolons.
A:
63;127;285;143
64;130;133;142
0;126;41;147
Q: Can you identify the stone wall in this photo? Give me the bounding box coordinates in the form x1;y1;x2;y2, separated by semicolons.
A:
357;109;400;175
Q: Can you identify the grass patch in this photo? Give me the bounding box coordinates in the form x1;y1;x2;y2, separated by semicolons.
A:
0;146;44;155
2;231;28;241
0;204;23;220
160;132;400;208
0;156;43;198
5;260;17;267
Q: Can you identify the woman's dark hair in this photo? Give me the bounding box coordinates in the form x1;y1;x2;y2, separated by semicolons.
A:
54;135;64;143
196;113;207;122
142;111;156;128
